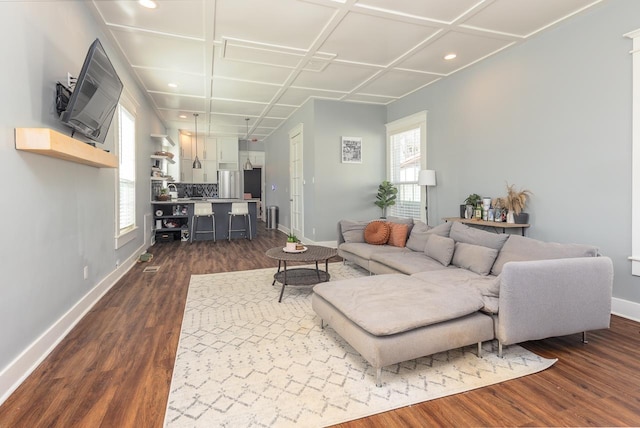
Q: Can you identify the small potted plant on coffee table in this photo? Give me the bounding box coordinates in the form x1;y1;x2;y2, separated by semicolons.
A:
286;232;299;251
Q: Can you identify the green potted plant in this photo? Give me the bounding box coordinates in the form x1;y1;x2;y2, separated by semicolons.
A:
157;187;170;201
286;232;298;251
374;180;398;218
461;193;481;218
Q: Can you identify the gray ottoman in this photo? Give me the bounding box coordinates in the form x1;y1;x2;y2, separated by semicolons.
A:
312;274;494;386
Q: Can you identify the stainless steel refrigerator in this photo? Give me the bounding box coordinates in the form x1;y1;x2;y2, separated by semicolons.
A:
218;170;240;199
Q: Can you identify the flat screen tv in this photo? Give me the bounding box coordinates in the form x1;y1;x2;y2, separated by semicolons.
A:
57;38;123;144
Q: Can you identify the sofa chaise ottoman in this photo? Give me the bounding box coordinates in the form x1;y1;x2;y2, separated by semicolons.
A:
312;271;494;386
313;218;614;386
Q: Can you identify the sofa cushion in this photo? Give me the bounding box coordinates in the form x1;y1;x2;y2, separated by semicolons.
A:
451;242;499;276
406;221;452;252
340;220;369;243
387;222;410;247
370;250;450;274
313;274;485;336
339;242;406;260
364;221;390;245
450;221;510;250
491;235;599;275
405;221;431;252
424;234;455;266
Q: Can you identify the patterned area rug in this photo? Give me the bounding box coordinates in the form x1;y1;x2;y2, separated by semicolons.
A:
164;263;556;427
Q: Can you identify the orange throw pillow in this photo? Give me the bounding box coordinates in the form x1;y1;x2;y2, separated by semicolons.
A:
364;221;390;245
387;222;409;247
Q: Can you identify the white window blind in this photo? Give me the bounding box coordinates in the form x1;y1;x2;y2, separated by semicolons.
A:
388;127;421;220
118;105;136;233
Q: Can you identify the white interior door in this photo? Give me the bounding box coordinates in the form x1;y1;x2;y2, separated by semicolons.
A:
289;124;304;240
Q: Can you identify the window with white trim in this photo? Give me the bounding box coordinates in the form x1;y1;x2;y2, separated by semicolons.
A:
115;101;136;248
385;111;427;220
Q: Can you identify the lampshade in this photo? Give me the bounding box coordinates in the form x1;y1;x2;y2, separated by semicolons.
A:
418;169;436;186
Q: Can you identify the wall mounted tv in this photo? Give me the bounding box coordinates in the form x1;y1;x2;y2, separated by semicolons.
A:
56;38;123;144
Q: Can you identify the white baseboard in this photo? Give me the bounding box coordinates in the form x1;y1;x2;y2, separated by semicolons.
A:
0;244;146;406
612;297;640;322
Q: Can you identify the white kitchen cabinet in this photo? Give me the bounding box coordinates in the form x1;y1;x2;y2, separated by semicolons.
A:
180;134;218;183
192;160;217;184
179;133;193;160
203;137;217;161
218;137;239;170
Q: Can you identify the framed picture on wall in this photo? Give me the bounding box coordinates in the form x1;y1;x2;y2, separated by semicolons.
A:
341;137;362;163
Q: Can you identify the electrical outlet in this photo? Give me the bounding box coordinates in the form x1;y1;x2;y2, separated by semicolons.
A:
312;227;316;236
116;259;121;269
83;266;89;280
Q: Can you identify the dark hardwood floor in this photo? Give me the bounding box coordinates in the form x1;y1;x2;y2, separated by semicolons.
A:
1;222;639;427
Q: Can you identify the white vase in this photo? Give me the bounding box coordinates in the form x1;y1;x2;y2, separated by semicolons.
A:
286;242;297;251
506;212;515;224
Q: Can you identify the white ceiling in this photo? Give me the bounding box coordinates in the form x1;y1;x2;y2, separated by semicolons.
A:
88;0;604;141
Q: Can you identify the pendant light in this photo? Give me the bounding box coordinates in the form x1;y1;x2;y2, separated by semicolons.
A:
243;118;253;171
192;113;202;169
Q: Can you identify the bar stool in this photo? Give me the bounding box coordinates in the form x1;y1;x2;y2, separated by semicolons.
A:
228;202;251;241
191;202;215;243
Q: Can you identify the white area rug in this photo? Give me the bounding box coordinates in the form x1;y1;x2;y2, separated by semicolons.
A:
164;264;556;427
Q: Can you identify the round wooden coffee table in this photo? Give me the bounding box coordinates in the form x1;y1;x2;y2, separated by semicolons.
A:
265;245;338;302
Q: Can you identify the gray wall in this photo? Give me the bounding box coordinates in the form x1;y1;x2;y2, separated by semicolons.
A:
0;3;164;371
264;99;386;241
388;0;640;304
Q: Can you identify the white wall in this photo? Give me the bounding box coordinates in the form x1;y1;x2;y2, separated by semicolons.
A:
0;2;165;399
388;0;640;309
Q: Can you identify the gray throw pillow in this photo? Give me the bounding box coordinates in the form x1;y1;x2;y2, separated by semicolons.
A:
451;242;499;276
340;220;368;243
491;235;599;275
424;234;455;266
405;221;431;251
449;221;509;250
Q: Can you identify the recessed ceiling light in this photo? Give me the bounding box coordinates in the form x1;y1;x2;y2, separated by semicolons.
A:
139;0;157;9
179;114;187;119
168;82;178;88
444;53;457;61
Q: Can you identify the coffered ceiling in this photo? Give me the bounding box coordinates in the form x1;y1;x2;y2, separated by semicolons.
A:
88;0;604;142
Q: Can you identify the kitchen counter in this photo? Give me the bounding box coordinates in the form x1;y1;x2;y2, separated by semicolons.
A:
151;199;259;241
153;198;260;204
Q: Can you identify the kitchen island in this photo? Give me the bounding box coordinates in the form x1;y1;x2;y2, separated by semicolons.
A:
152;198;259;242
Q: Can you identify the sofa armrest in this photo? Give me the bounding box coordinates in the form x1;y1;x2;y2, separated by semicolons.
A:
497;256;613;345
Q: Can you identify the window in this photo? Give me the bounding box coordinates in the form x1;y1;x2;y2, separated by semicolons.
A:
385;111;427;220
115;100;137;248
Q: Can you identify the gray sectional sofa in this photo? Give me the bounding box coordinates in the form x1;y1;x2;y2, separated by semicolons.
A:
312;218;613;386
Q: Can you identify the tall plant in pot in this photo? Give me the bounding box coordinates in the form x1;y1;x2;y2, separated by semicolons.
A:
374;180;398;218
503;183;532;224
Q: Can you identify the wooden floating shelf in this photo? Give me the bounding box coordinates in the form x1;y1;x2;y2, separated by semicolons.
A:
15;128;118;168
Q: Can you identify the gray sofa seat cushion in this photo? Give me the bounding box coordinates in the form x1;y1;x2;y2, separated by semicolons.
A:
370;250;450;274
411;269;499;313
313;274;485;336
449;221;510;250
491;235;599;275
339;242;407;260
